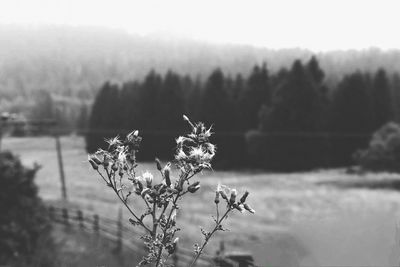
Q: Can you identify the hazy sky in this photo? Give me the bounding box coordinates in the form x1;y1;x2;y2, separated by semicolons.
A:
0;0;399;52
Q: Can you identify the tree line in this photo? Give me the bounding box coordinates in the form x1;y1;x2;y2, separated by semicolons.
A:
86;56;398;170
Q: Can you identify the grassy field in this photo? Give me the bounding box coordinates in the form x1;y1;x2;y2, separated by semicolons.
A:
4;135;400;266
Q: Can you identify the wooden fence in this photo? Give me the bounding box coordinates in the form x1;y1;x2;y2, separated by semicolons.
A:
47;205;214;267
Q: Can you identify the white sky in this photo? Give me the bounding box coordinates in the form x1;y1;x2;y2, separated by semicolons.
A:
0;0;399;51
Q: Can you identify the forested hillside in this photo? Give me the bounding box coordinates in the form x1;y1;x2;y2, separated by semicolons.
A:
2;25;400;134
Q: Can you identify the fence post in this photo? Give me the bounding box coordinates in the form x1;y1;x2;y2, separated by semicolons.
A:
62;208;69;227
55;135;67;200
115;207;123;253
77;210;84;229
93;214;99;234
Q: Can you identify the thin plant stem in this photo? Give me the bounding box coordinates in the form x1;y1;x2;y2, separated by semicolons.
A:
154;192;181;267
97;169;152;233
189;207;233;267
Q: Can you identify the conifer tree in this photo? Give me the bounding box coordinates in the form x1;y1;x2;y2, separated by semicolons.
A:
239;63;270;130
371;68;393;129
86;82;121;152
156;71;185;131
140;70;162;130
330;72;375;133
260;60;323;132
200;69;232;131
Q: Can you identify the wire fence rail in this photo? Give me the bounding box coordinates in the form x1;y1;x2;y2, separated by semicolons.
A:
47;205;215;267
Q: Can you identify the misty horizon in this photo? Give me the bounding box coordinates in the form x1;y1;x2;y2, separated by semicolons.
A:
1;0;399;52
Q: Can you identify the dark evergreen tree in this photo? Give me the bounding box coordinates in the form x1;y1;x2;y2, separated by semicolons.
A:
140;70;162;130
119;81;141;130
306;56;325;84
239;63;270;130
371;68;393;129
260;60;323;132
200;69;232;131
306;56;330;130
329;72;375;166
254;60;326;170
86;82;121;152
156;71;185;131
330;72;374;133
392;73;400;122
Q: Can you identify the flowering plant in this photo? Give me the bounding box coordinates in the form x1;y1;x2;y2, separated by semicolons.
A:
88;115;254;267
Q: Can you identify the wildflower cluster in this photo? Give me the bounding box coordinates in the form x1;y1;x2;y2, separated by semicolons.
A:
88;115;254;267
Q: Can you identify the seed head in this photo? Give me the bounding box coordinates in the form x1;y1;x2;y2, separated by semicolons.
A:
143;171;153;188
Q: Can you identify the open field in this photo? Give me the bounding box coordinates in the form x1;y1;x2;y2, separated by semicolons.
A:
4;136;400;266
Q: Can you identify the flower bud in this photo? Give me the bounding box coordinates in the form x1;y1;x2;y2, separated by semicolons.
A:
111;163;118;172
134;182;142;195
155;158;162;171
219;190;228;201
188;181;200;193
89;159;98;170
141;188;150;198
163;164;171;187
243;203;255;214
229;189;237;205
103;155;109;167
176;178;185;192
214;191;220;204
91;155;102;165
240;191;249;204
159;184;167;195
170;210;177;226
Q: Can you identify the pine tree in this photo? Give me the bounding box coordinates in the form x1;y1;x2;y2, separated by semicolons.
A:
239;63;270;130
256;60;326;170
329;72;376;165
140;70;162;130
86;82;121;152
306;56;325;84
371;68;393;129
200;69;232;131
260;60;323;132
330;72;375;133
156;71;185;131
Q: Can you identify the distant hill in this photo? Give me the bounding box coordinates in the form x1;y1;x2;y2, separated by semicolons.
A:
1;24;400;100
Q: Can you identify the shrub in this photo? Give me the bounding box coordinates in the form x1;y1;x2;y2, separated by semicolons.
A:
0;151;51;265
355;122;400;172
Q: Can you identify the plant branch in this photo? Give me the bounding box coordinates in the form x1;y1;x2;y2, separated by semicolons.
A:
189;206;233;267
